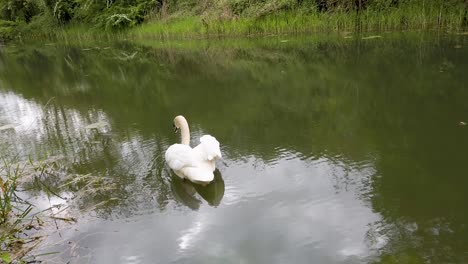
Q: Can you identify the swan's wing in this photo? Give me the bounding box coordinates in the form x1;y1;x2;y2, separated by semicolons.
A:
165;144;197;171
196;135;222;160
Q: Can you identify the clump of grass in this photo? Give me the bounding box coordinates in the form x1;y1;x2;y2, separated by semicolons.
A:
0;158;37;263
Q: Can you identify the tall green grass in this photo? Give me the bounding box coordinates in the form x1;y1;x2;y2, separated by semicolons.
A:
122;0;466;40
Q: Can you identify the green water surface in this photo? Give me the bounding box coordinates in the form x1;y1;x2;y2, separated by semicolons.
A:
0;32;467;263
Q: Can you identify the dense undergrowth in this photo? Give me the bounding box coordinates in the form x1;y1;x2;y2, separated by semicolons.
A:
0;0;467;42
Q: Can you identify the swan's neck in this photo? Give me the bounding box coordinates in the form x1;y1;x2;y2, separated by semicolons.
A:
179;120;190;145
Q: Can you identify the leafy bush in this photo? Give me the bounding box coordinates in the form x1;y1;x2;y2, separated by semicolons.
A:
230;0;250;16
0;20;17;41
73;0;161;30
0;0;41;22
51;0;77;23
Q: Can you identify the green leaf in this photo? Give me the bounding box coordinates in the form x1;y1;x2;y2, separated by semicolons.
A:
0;252;11;263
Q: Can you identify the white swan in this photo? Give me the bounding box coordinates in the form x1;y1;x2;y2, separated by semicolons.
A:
165;115;222;184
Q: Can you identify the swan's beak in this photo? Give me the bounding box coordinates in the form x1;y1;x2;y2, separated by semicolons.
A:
173;124;179;133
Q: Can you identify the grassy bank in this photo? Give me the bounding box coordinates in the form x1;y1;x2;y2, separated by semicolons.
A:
1;0;467;43
129;6;466;40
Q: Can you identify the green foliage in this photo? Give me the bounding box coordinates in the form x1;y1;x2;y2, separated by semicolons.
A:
72;0;161;30
50;0;77;23
229;0;250;16
0;252;11;263
0;0;162;33
0;20;17;41
0;0;41;23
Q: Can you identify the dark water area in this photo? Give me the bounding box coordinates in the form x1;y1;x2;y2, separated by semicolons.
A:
0;32;467;263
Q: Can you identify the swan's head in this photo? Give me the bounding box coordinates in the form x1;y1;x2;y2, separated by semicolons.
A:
173;115;188;133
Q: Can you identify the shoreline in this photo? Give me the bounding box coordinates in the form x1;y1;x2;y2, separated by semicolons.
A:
2;6;467;44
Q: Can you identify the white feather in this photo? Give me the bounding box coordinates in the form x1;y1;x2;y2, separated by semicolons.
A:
194;135;222;161
165;144;196;170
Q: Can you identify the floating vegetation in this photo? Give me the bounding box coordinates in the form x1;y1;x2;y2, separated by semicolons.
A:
362;35;382;40
0;124;15;131
85;121;109;130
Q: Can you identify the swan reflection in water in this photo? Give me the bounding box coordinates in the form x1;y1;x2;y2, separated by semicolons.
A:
170;169;224;210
